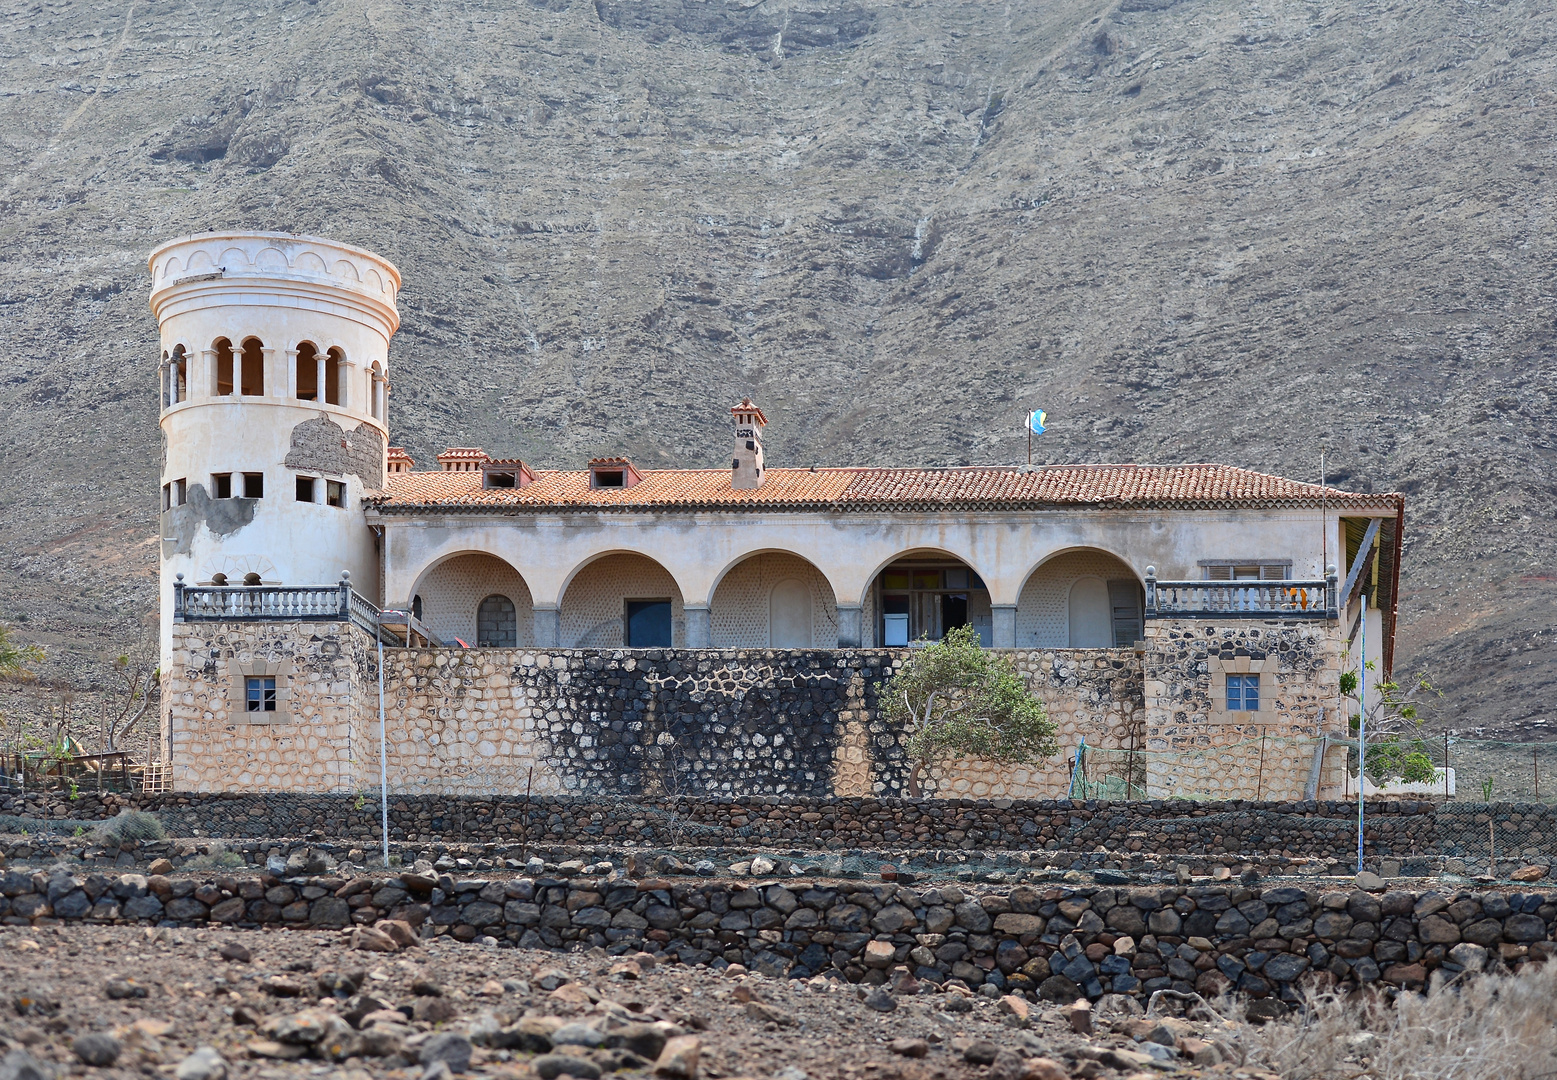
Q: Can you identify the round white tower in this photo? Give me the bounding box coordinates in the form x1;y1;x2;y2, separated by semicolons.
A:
148;232;401;666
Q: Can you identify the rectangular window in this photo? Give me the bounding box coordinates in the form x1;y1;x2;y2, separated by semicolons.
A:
1203;561;1291;581
245;676;277;713
1226;674;1260;712
593;470;625;488
296;476;316;503
625;600;672;647
1109;580;1143;647
212;473;232;499
326;480;345;508
174;478;186;506
162;483;171;512
243;472;264;498
485;471;516;489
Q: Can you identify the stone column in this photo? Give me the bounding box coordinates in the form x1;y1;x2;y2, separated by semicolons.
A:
683;606;711;648
533;606;560;648
339;362;354;410
317;353;328;405
836;605;863;648
284;348;299;399
992;605;1017;649
262;346;283;397
160;362;169;409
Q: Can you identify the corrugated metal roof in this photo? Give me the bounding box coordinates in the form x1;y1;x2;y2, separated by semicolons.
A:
365;463;1402;514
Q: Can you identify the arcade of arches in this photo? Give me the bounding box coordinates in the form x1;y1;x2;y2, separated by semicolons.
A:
407;547;1142;651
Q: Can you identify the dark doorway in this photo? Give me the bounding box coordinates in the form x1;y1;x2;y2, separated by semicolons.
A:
941;593;969;633
626;599;672;647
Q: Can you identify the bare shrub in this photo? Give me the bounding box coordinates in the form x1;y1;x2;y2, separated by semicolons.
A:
94;808;167;844
1248;962;1557;1079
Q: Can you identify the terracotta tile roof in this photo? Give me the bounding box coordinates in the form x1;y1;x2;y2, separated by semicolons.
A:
366;463;1402;514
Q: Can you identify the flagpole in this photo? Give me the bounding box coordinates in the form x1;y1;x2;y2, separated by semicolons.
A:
1027;412;1032;466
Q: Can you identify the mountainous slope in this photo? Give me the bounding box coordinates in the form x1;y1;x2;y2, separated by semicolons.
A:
0;0;1552;735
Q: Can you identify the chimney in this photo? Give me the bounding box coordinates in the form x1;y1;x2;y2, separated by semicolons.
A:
386;447;415;474
436;447;489;472
730;399;767;490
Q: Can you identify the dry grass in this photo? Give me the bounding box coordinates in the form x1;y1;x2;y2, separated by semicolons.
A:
1246;963;1557;1080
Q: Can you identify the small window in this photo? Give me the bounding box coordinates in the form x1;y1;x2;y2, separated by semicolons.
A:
246;676;276;712
162;483;171;512
411;595;423;621
296;476;316;503
1203;561;1290;581
1226;674;1260;712
212;473;232;499
326;480;345;508
242;572;262;586
593;470;625;488
625;600;672;647
174;478;186;506
243;472;264;498
211;573;228;586
485;471;516;489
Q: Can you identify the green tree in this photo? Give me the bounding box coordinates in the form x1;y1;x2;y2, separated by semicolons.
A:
878;625;1058;797
0;623;44;680
1342;659;1440;786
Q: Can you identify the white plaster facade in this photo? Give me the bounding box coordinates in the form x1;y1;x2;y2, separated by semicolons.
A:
150;233;400;667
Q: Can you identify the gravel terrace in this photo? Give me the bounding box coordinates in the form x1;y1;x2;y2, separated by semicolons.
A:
0;923;1276;1080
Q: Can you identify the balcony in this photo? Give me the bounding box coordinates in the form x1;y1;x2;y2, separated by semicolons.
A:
171;574;444;644
1144;568;1337;621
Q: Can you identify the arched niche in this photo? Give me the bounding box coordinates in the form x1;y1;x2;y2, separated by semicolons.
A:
708;550;839;648
1016;548;1143;649
407;552;534;648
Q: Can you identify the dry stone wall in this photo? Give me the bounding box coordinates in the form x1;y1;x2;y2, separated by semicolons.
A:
1;865;1553;1003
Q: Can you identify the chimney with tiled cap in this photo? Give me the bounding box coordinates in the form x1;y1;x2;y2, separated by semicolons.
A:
436;447;489;472
386;447;415;474
730;398;767;490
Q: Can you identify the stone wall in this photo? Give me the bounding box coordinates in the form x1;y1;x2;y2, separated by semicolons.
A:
1143;619;1346;801
162;619;375;792
1;865;1551;1001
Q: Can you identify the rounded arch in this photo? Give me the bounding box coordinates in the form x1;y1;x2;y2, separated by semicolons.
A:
406;550;534;648
865;547;994;648
238;336;265;396
212;336;235;396
477;594;518;648
1015;547;1144;649
558;550;685;648
707;549;839;648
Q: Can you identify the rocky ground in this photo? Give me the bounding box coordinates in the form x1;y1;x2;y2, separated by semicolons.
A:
0;922;1282;1080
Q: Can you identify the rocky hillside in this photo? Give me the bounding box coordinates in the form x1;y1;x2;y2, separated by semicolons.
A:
0;0;1552;734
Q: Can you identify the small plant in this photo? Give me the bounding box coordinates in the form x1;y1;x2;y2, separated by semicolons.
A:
353;790;368;811
66;779;79;800
93;808;168;845
1482;777;1496;802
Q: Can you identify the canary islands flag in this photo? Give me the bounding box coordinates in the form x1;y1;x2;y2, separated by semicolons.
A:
1028;409;1047;435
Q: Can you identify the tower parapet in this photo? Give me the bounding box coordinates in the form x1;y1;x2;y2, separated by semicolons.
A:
148;232;402;668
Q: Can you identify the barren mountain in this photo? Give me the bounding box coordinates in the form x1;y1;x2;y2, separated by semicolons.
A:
0;0;1552;736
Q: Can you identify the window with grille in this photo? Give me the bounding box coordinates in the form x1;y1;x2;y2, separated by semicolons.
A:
246;676;277;713
1201;561;1291;581
1226;674;1260;712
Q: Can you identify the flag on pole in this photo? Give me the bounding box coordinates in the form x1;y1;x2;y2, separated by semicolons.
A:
1028;409;1047;434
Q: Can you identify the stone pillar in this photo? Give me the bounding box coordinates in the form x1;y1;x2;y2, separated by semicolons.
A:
533;606;560;648
339;362;355;410
684;606;711;648
992;605;1017;649
317;353;328;405
284;347;299;399
263;346;283;398
836;605;863;648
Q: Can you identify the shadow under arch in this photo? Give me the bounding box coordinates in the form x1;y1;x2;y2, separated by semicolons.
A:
1014;545;1144;650
862;546;996;648
405;549;535;648
706;548;841;648
556;549;688;649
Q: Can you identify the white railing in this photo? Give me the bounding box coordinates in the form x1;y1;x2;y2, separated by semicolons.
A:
1145;568;1337;620
173;572;377;629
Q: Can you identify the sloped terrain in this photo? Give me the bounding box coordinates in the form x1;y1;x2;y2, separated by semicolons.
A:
0;0;1553;733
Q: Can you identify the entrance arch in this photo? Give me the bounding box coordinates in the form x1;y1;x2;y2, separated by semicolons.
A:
866;549;992;647
707;550;838;648
1017;549;1143;648
408;552;534;647
559;552;685;648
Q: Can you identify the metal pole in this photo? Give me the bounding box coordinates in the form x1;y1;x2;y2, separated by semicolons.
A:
1445;731;1450;799
1535;748;1540;801
1357;605;1366;875
1027;412;1032;467
377;629;389;869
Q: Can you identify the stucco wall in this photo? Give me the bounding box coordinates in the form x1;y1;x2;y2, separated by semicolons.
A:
1015;549;1139;648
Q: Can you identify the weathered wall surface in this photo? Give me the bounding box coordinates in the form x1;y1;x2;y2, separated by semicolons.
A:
2;865;1552;1001
1143;619;1346;801
162;619;374;792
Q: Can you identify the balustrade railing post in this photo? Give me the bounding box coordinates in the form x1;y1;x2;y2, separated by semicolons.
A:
1144;566;1157;617
173;573;186;621
1325;564;1339;621
339;571;352;621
